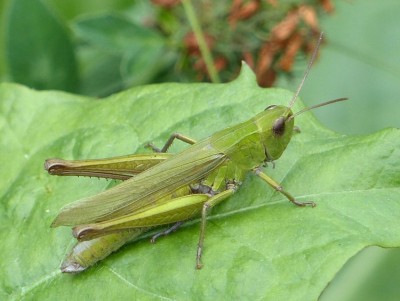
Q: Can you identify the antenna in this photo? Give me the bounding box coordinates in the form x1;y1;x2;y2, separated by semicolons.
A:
287;97;348;121
287;32;324;110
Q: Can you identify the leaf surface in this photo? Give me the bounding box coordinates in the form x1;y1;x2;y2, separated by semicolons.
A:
0;64;399;301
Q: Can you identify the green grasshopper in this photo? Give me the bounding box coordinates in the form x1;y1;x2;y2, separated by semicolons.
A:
45;33;347;273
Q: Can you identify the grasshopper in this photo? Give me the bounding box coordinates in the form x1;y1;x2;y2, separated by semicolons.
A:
45;33;347;273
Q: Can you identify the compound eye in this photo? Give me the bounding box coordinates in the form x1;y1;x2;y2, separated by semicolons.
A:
272;117;285;136
265;105;277;111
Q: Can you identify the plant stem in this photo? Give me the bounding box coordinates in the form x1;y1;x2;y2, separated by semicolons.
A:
181;0;221;83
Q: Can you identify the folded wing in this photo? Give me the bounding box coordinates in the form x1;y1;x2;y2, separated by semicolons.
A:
52;140;226;227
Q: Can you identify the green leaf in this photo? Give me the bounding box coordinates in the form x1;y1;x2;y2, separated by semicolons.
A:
5;0;78;92
73;14;172;96
1;64;399;300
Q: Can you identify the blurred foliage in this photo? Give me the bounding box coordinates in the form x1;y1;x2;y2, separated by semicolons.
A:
5;0;78;91
0;0;399;300
1;0;333;96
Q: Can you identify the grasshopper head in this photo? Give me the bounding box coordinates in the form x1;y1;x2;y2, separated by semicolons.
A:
255;105;294;162
265;104;293;136
256;96;347;163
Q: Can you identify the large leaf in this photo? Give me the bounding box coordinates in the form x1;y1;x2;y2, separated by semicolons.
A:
1;64;399;300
